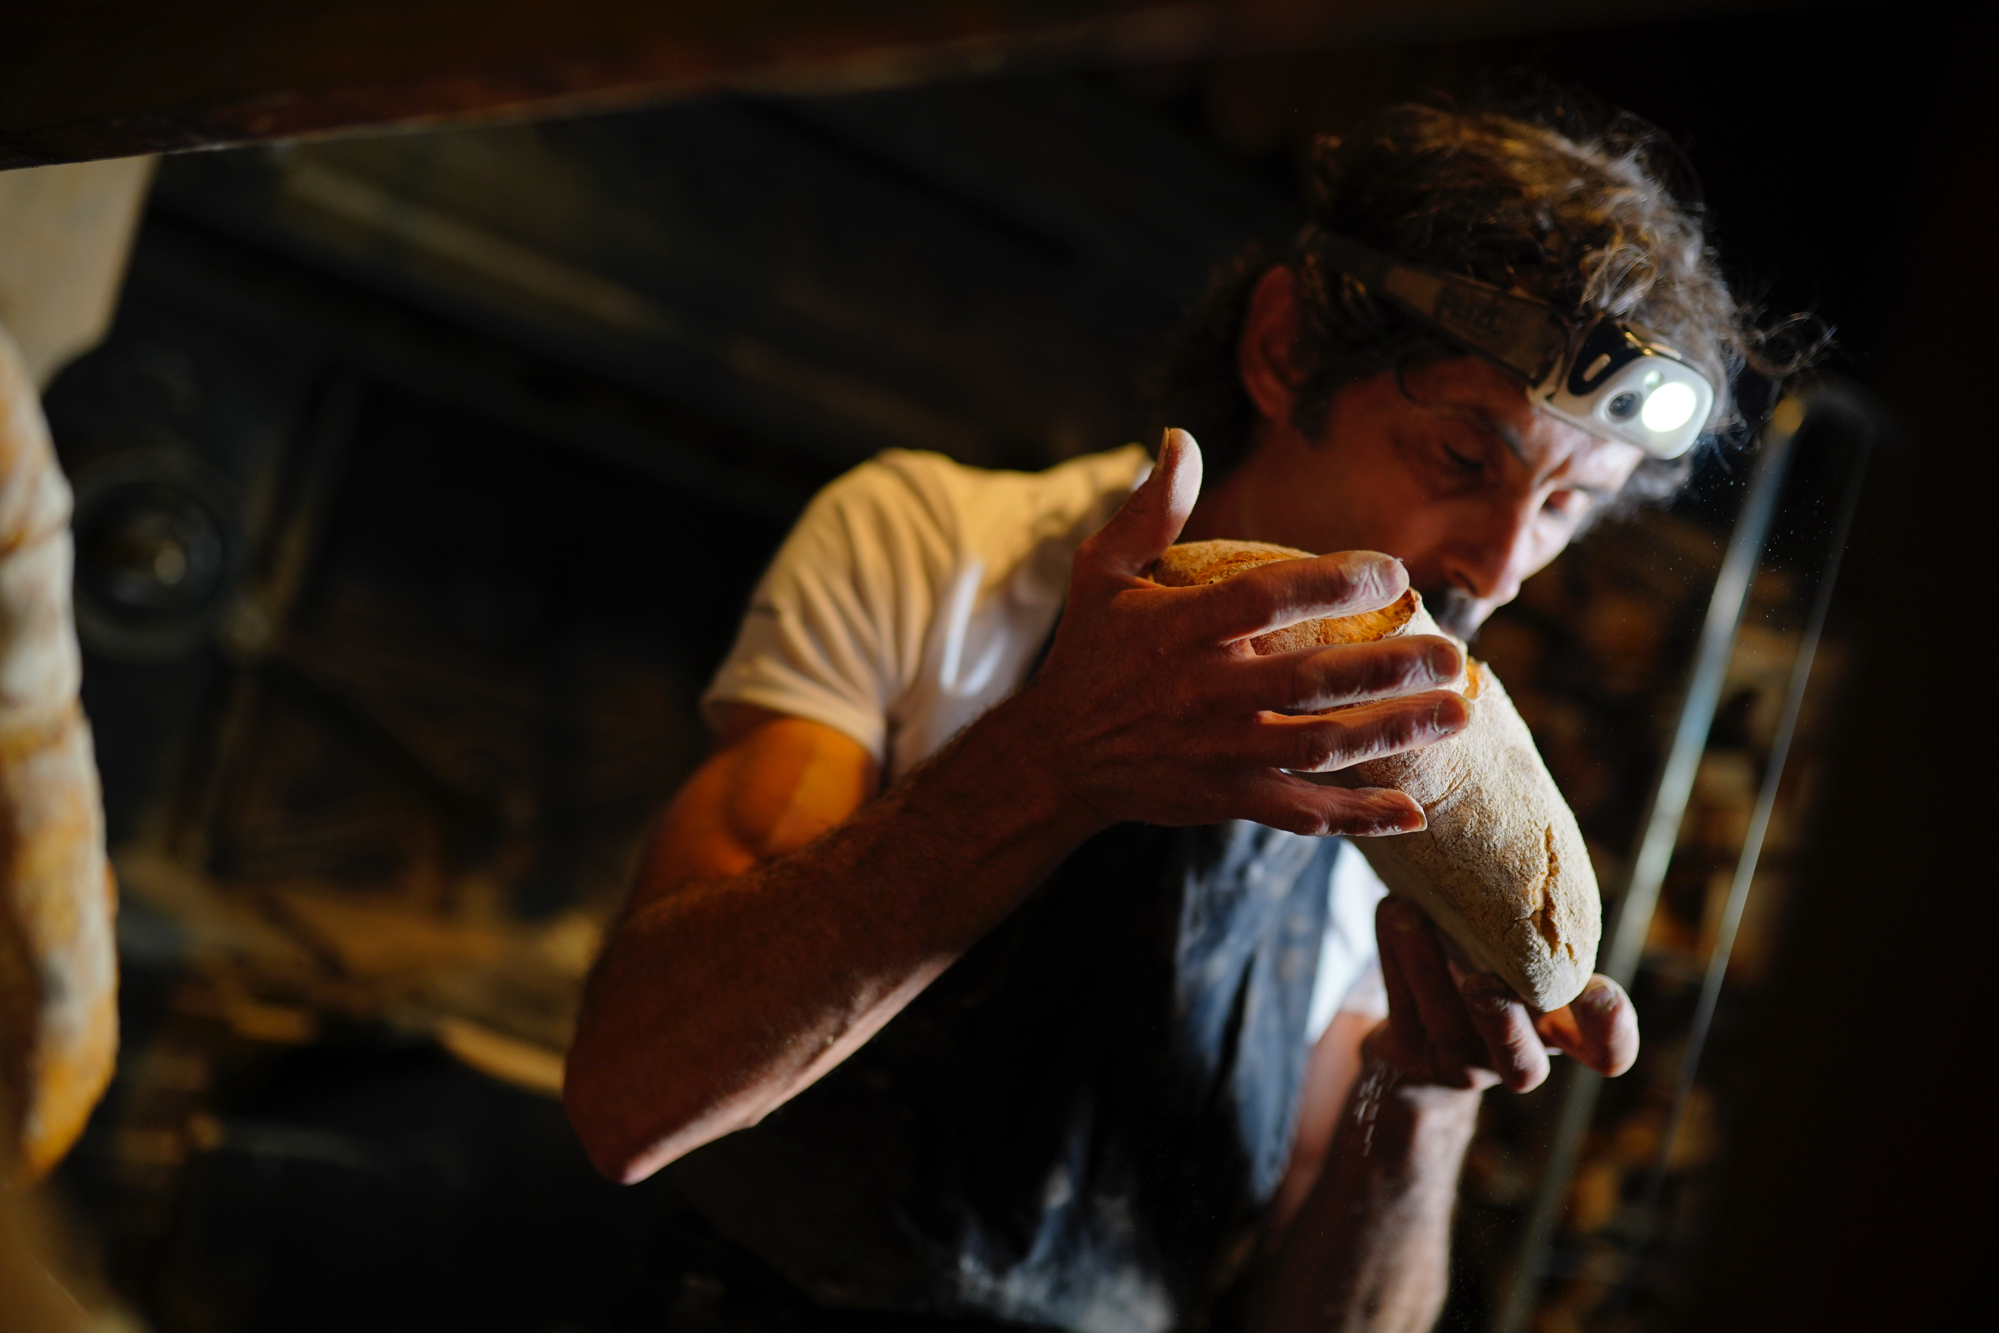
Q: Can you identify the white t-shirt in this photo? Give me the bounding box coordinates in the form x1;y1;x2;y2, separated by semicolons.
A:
702;446;1388;1035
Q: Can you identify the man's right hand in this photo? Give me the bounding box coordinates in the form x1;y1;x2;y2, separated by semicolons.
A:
568;429;1474;1183
1006;428;1471;839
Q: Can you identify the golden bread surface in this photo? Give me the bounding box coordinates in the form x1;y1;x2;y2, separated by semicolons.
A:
1150;539;1599;1010
0;324;115;1181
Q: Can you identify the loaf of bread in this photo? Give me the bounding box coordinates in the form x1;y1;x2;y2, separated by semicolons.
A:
0;322;114;1182
1153;540;1598;1011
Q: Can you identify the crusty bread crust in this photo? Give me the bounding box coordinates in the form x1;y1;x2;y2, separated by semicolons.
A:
0;323;114;1181
1151;539;1598;1010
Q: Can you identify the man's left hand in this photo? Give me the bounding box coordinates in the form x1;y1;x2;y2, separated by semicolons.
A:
1371;896;1639;1093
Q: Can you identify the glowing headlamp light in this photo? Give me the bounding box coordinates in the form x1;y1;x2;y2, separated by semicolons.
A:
1312;231;1718;459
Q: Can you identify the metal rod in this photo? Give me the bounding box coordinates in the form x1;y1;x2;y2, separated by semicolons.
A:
1600;399;1806;991
1492;397;1807;1333
1604;389;1875;1322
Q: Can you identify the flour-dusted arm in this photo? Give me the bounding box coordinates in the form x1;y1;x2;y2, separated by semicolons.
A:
0;322;114;1182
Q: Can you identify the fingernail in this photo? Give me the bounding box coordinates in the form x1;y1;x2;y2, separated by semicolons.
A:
1467;982;1515;1017
1345;552;1401;599
1387;901;1427;932
1576;978;1621;1014
1431;697;1470;733
1426;641;1461;682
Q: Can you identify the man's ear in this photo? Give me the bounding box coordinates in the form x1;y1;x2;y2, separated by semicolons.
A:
1238;265;1304;425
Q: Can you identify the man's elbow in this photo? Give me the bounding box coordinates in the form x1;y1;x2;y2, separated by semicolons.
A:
564;1054;664;1183
562;1044;736;1185
560;1072;621;1183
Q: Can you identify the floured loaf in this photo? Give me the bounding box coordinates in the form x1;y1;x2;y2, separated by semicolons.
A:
1153;539;1598;1011
0;323;114;1181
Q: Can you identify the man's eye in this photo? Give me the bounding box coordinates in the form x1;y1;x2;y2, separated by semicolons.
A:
1441;443;1484;473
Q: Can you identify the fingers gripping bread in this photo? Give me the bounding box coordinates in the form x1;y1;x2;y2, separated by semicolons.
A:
0;323;114;1181
1152;540;1598;1010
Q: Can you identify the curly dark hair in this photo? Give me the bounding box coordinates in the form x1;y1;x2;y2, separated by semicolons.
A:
1156;101;1821;505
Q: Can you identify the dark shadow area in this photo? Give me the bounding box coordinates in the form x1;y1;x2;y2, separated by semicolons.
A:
31;5;1991;1330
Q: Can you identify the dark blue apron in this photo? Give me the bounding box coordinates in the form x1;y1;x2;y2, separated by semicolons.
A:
669;821;1336;1332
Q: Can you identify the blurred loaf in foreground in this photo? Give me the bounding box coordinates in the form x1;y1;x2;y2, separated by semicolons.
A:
1152;539;1598;1011
0;323;114;1183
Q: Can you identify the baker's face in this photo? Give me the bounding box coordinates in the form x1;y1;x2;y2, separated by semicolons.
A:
1269;357;1646;637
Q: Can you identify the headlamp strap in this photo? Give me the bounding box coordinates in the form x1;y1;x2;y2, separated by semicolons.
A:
1311;230;1572;387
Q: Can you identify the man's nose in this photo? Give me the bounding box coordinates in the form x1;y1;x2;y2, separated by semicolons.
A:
1446;496;1539;608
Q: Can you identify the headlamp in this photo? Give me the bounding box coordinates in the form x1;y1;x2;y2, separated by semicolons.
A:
1312;231;1717;460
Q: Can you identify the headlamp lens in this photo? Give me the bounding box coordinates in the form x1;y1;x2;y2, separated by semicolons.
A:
1640;381;1699;433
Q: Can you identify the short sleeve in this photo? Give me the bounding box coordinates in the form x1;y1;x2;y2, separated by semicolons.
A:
1305;840;1391;1041
700;459;947;765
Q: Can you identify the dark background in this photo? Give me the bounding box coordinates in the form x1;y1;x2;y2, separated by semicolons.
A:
32;3;1994;1330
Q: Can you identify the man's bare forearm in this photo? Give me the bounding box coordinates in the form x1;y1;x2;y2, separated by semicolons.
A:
565;693;1099;1183
1251;1075;1481;1333
565;440;1471;1185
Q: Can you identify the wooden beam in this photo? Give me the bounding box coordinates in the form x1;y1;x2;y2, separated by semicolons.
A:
0;0;1815;170
0;1;1208;169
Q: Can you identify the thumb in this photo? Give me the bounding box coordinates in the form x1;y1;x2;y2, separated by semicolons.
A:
1085;428;1204;581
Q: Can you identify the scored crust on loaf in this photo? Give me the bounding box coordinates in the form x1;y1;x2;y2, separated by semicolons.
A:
1153;541;1418;654
1149;539;1599;1010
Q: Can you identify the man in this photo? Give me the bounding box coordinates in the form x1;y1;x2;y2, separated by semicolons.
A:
566;103;1772;1331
